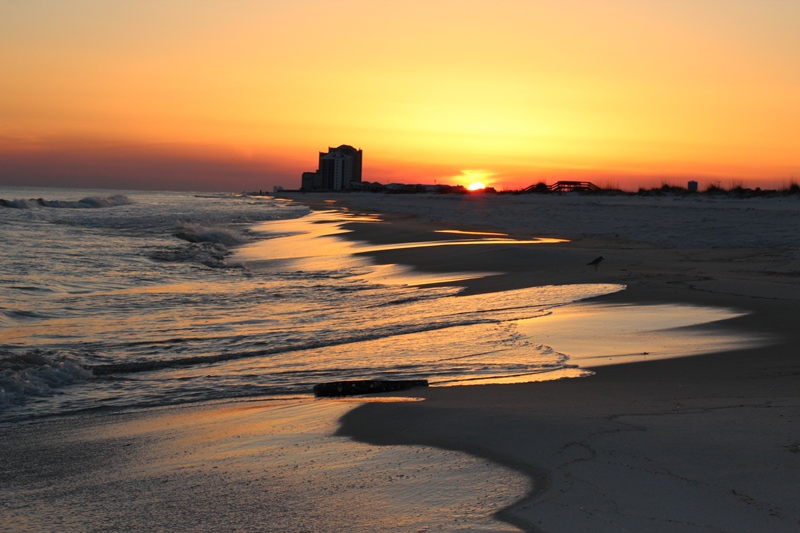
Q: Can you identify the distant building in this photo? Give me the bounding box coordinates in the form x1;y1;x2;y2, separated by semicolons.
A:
301;171;321;191
301;145;363;191
351;181;385;191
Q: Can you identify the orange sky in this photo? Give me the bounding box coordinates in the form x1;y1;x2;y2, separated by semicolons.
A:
2;1;799;191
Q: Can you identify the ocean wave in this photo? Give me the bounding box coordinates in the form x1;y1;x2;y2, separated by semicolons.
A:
0;350;94;408
0;194;132;209
144;223;252;268
89;316;526;377
89;284;623;376
173;222;249;247
149;243;237;269
2;308;53;321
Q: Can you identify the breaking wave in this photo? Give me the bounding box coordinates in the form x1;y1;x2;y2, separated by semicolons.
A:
0;350;94;408
146;222;253;268
0;195;132;209
173;222;249;247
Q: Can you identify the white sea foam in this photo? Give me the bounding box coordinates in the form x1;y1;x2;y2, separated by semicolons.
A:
0;194;132;209
174;222;250;247
0;351;94;408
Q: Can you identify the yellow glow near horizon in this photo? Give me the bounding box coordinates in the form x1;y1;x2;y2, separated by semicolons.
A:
456;170;496;189
1;0;799;191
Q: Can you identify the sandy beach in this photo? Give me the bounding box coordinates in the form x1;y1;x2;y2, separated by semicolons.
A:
3;191;799;532
296;192;800;531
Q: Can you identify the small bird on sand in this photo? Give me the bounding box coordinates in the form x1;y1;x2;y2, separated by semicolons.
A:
587;256;604;271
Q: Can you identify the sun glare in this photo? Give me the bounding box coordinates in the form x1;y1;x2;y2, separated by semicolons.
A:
467;182;486;191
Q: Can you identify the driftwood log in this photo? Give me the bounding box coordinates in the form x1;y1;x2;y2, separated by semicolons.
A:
313;379;428;398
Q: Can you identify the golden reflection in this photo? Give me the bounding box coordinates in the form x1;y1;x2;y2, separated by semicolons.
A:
236;211;566;268
355;237;569;253
337;212;382;222
103;397;528;530
517;303;771;367
323;396;426;403
435;229;509;237
359;263;502;287
436;367;592;386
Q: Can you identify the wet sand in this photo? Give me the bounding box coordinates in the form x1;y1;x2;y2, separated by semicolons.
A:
297;192;800;532
1;398;528;532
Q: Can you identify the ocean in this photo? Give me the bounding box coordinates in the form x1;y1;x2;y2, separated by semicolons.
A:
0;187;623;425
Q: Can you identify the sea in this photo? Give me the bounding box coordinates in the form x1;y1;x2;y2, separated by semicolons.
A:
0;187;624;425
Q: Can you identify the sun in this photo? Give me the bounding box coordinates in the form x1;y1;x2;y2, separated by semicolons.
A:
456;169;495;191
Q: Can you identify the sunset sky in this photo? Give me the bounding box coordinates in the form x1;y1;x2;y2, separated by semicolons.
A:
2;1;799;192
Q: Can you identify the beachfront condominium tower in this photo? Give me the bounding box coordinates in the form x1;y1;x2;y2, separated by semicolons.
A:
302;145;363;191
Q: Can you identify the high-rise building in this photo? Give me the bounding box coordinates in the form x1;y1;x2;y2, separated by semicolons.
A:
301;145;362;191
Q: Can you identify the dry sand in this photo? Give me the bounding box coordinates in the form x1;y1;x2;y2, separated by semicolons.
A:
290;192;800;532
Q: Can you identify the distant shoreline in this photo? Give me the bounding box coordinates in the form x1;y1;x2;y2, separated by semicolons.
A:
273;179;800;199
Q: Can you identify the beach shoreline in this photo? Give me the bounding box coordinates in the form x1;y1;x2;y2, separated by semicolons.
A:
284;192;800;531
4;191;798;532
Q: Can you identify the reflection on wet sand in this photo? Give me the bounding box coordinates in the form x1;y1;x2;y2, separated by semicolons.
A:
237;210;568;285
518;302;770;368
